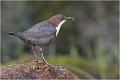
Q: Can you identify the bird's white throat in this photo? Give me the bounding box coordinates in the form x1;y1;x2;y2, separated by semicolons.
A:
56;20;66;36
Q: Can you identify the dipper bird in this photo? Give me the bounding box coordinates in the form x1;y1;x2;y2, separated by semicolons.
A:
9;14;75;64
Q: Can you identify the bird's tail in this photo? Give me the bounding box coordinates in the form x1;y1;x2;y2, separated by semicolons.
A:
8;32;17;35
8;32;25;41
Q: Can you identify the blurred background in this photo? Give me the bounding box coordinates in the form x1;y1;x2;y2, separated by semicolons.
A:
1;1;119;79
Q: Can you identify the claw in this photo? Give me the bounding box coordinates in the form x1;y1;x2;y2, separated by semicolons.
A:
33;59;38;62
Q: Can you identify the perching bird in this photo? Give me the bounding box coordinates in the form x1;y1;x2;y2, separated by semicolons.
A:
9;14;75;64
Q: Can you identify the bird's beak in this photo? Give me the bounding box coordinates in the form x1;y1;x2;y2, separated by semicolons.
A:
64;17;75;21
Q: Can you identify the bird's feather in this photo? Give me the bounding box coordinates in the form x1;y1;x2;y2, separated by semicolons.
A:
23;21;57;38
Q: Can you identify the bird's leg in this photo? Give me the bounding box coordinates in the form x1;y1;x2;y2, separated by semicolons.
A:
39;48;46;62
32;45;38;62
39;48;50;65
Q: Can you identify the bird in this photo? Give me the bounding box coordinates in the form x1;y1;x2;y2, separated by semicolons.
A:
9;14;75;64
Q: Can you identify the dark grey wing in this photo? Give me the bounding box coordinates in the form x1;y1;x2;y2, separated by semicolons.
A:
23;21;57;38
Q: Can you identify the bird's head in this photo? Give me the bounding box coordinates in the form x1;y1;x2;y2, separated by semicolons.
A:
47;14;75;27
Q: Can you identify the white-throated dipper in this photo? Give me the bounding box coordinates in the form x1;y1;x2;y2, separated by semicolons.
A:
9;14;75;64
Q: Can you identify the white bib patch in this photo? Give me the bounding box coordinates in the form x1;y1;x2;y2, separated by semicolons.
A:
56;20;66;36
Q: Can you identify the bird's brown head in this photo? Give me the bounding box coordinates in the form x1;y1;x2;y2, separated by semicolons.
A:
47;14;75;27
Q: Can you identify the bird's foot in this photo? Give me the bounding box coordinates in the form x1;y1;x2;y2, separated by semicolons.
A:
43;60;49;65
43;60;52;68
33;59;38;63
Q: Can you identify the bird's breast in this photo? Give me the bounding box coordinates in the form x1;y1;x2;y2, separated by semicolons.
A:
55;20;66;36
